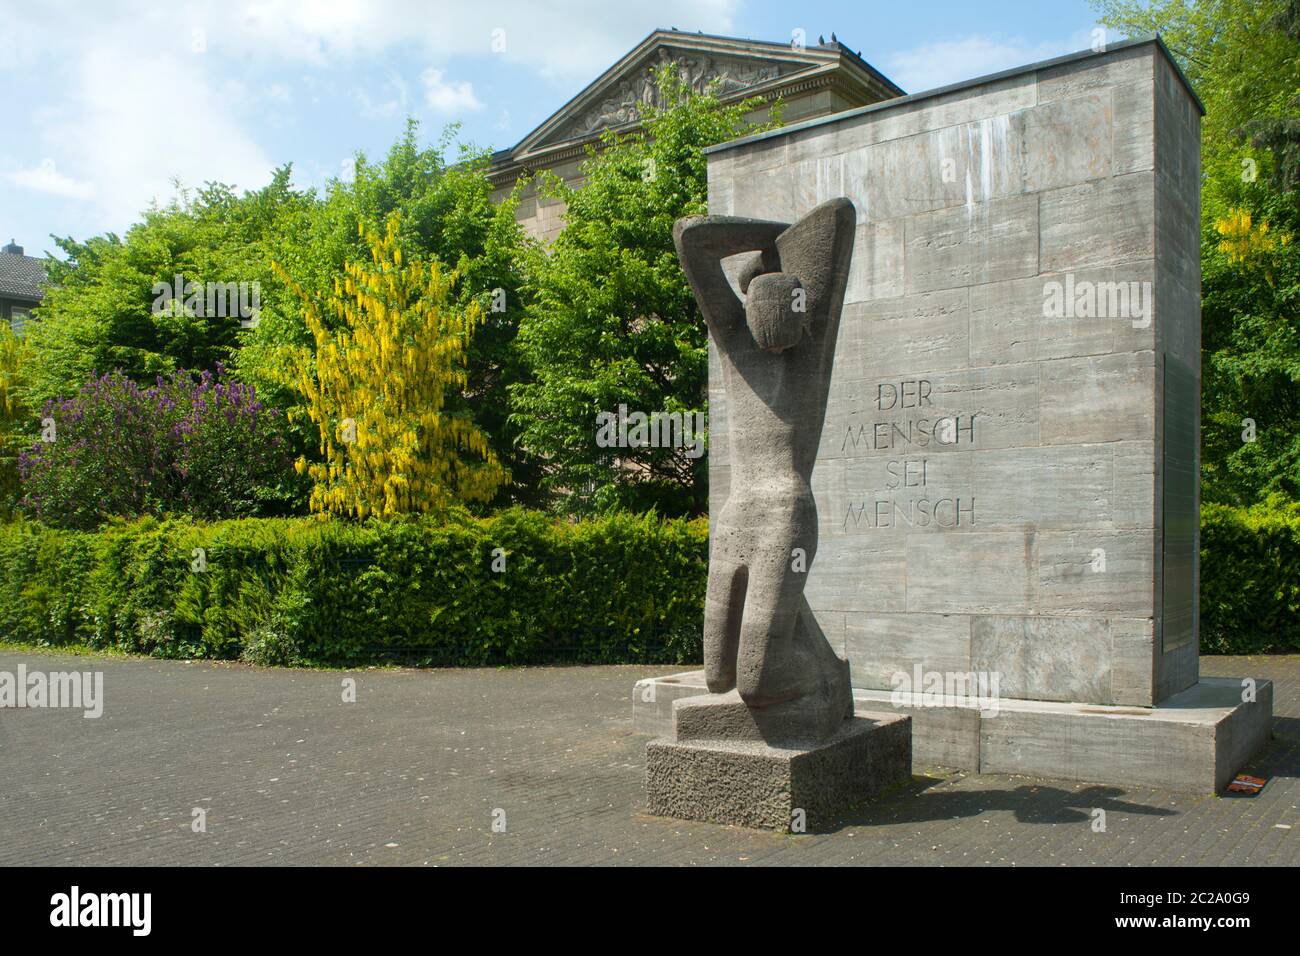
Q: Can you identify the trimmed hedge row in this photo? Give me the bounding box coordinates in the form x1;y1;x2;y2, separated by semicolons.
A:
1200;496;1300;654
0;510;708;666
1;499;1295;664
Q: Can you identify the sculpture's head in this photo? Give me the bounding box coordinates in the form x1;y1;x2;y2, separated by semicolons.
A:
744;271;806;353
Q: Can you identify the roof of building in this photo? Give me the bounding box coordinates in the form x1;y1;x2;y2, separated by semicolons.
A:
0;241;45;303
488;28;903;185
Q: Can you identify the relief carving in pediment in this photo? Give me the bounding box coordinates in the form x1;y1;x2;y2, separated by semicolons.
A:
553;48;798;141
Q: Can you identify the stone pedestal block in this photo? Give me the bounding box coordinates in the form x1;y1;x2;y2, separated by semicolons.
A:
635;670;1273;794
645;693;911;832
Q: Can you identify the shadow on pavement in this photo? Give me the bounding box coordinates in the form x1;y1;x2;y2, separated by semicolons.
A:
818;776;1180;833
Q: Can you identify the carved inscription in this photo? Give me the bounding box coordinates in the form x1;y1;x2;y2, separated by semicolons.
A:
840;378;976;530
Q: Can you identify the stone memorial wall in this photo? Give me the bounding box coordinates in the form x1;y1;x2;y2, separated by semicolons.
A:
705;39;1204;708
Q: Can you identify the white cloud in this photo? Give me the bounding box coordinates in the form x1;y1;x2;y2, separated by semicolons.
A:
41;48;273;229
883;27;1112;95
7;158;95;200
2;0;741;236
6;1;740;81
263;83;294;105
421;68;482;113
353;74;411;119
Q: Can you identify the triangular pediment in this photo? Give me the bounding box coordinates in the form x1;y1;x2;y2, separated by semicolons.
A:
512;31;838;159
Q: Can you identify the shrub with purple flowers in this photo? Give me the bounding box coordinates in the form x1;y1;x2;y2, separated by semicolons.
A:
19;366;295;528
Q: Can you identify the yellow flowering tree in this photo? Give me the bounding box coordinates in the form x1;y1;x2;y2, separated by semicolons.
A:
1216;208;1291;266
0;323;34;516
276;215;508;518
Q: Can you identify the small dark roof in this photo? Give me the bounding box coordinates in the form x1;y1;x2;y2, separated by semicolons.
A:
0;245;46;302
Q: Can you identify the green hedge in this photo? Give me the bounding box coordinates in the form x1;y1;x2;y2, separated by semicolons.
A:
1201;496;1300;654
0;510;708;666
2;499;1296;664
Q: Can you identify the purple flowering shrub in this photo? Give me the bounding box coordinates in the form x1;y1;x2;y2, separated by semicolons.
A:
19;366;294;528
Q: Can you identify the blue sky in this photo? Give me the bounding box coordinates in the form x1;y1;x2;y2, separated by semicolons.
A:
0;0;1119;257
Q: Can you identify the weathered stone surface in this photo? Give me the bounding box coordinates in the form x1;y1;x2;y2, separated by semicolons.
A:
969;268;1125;365
674;198;856;722
971;615;1111;703
905;533;1033;613
685;38;1273;792
843;220;905;303
672;688;852;746
633;670;1274;793
1040;172;1156;271
969;445;1112;529
845;613;971;691
1019;93;1112;191
1036;45;1153;104
646;709;911;831
1035;529;1155;615
1110;618;1156;706
836;291;970;379
903;195;1038;294
1038;350;1155;445
979;677;1274;793
802;532;907;612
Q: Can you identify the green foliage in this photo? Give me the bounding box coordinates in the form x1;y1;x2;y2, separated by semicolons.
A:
1094;0;1300;504
511;64;782;516
277;215;507;517
1201;196;1300;503
3;503;1291;660
0;323;35;518
0;510;708;665
26;122;537;510
27;169;315;406
1200;496;1300;652
241;122;538;505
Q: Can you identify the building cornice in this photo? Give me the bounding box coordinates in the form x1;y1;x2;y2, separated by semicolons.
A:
488;37;900;189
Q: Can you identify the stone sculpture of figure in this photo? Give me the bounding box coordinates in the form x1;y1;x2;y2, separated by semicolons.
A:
673;198;857;736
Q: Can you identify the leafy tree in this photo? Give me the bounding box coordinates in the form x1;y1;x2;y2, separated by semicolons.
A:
1094;0;1300;504
26;168;315;406
277;215;507;518
0;324;35;518
28;123;536;510
241;122;537;504
510;64;781;516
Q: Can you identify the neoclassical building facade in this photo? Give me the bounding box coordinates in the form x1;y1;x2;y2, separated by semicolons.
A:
488;30;903;241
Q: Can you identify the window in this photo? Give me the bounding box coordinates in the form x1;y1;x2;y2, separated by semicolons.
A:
10;308;30;335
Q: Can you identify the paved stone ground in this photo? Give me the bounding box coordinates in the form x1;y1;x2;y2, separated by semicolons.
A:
0;649;1295;866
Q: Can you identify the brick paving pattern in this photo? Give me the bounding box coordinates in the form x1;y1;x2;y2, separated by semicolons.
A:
0;650;1295;865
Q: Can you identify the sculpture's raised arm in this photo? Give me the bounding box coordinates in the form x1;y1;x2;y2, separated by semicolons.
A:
673;216;788;334
772;198;856;332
